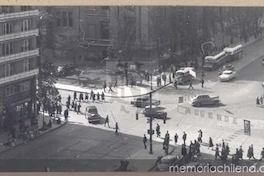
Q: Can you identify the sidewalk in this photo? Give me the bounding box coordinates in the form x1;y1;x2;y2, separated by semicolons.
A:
0;113;66;154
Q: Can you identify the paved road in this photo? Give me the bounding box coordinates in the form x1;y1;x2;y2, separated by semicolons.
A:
0;122;170;172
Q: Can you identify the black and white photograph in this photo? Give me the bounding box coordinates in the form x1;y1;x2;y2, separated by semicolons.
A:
0;5;263;172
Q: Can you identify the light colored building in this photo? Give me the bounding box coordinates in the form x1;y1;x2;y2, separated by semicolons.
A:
0;6;39;136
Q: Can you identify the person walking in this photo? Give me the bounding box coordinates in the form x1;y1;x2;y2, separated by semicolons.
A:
174;80;178;89
260;96;263;104
90;90;94;100
71;100;75;110
174;133;178;144
238;146;244;160
64;109;69;122
92;93;96;102
165;131;170;144
198;129;202;143
66;100;70;109
169;74;172;83
143;134;147;149
115;122;119;134
259;148;264;161
188;81;194;89
79;93;83;101
209;137;214;150
85;92;89;102
201;78;204;88
156;124;160;137
103;81;107;92
97;92;100;101
109;83;114;92
226;143;230;155
101;92;105;101
163;115;166;124
182;132;187;145
114;77;118;88
247;144;255;160
222;140;225;149
67;95;71;104
104;115;110;127
77;103;81;114
73;91;77;101
74;101;77;112
215;144;220;159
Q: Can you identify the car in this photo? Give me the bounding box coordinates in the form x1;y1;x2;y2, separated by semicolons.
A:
189;94;220;107
142;105;167;119
262;58;264;66
131;96;160;108
219;70;236;82
85;106;101;123
155;155;181;171
57;64;75;76
218;64;235;75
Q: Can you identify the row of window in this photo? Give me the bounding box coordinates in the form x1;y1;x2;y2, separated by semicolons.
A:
2;39;33;56
4;81;30;97
2;19;32;35
1;6;32;13
2;59;32;78
56;11;73;28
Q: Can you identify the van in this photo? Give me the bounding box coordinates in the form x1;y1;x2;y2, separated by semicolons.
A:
175;67;194;84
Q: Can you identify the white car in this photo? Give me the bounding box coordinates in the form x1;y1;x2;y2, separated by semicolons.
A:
219;70;236;82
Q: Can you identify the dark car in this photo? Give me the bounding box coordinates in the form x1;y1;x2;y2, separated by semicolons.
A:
143;105;167;119
85;106;101;123
218;64;235;75
57;64;75;76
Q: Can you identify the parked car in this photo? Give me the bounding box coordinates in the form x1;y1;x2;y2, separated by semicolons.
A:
219;70;236;82
189;94;220;107
57;64;75;76
218;64;235;75
143;105;167;119
85;106;101;123
131;96;160;108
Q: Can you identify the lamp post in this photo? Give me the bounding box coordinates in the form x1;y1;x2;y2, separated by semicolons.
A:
200;41;215;78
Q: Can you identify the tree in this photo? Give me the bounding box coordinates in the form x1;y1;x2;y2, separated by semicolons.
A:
37;56;59;109
55;35;80;64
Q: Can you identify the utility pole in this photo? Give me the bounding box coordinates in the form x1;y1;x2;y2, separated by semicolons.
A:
149;73;153;154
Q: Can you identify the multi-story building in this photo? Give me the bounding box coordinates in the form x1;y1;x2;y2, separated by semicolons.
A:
48;6;111;64
0;6;39;136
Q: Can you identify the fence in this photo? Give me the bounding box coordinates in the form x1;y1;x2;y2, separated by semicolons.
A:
177;105;240;125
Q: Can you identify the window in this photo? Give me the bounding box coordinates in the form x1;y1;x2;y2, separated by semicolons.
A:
22;40;29;52
68;12;73;27
5;85;14;96
2;6;14;13
62;12;67;27
101;6;109;10
3;23;12;34
22;20;29;31
23;59;30;71
20;81;30;92
88;24;96;38
21;6;31;11
125;6;135;11
4;64;10;77
2;43;12;56
100;21;109;39
56;12;62;27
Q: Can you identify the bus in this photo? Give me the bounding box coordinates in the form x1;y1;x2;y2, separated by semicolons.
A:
223;44;243;62
175;67;194;84
203;51;228;70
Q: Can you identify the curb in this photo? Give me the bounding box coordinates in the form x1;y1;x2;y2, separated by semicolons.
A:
148;145;176;171
0;121;67;155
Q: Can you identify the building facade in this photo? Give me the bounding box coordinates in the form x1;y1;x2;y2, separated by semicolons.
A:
0;6;39;137
49;6;111;64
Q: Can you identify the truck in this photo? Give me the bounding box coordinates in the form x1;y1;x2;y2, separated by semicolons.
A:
131;96;160;108
189;94;220;107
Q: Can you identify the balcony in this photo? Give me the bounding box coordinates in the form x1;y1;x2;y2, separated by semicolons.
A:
0;49;39;64
0;10;39;21
0;69;39;85
0;29;39;42
80;38;111;47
